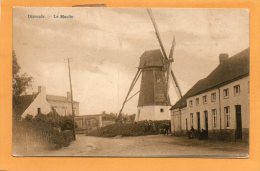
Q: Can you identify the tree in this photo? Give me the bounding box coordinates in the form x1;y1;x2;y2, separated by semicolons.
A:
12;50;33;107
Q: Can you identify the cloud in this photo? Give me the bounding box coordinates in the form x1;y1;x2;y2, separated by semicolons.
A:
13;7;249;115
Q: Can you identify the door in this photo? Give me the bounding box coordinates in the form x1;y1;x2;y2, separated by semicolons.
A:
37;108;41;114
204;111;208;138
197;112;201;132
185;118;188;133
235;105;242;140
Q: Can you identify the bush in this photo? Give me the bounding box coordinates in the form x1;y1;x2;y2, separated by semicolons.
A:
13;112;75;152
60;118;74;131
87;120;171;137
62;130;74;147
49;129;64;149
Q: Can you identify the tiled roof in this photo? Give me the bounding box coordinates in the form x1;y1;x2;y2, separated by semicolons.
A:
13;92;79;117
139;49;164;68
13;93;39;116
171;79;205;109
75;114;101;118
171;48;249;110
46;95;79;103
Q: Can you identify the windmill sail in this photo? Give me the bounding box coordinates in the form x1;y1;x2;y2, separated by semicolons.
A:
147;8;182;102
168;36;175;61
147;8;168;62
166;36;175;96
171;70;182;98
118;8;182;122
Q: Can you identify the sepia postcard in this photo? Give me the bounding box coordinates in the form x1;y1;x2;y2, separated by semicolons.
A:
12;7;249;157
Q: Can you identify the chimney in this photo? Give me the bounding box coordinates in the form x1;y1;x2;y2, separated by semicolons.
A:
219;53;229;64
67;92;72;101
38;86;46;95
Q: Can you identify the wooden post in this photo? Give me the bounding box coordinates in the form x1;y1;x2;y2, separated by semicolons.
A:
118;69;141;121
68;58;76;140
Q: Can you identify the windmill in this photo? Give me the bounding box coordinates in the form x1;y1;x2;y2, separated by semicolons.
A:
118;8;182;121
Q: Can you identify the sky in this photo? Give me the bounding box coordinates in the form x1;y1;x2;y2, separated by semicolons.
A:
13;7;249;115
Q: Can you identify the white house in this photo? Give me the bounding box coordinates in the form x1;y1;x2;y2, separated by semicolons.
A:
19;86;79;118
46;91;79;116
170;48;249;142
20;86;52;118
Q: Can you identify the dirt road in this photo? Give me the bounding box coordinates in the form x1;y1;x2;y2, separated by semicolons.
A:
33;134;248;157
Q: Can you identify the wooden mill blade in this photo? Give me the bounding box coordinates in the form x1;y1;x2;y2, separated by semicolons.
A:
147;8;168;63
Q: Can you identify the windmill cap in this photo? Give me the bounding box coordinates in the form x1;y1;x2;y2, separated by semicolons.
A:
139;49;164;68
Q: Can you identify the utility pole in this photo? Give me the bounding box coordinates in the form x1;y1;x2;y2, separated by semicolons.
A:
68;58;76;140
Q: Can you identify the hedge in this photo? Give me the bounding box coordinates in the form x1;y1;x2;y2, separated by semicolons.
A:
87;120;171;137
13;112;75;153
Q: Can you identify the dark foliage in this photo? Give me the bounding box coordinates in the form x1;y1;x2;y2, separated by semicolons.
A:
87;120;171;137
12;50;33;108
12;50;33;121
13;112;75;152
12;50;74;152
101;112;136;124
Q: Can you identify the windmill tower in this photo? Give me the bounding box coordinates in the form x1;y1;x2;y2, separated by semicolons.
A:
118;9;182;121
136;49;170;121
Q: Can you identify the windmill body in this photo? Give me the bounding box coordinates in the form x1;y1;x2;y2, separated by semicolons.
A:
117;9;182;122
136;49;171;121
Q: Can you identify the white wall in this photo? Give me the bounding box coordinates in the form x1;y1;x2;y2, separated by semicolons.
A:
171;108;187;133
185;76;249;131
21;86;80;118
219;76;249;130
47;100;79;116
187;88;220;131
136;105;171;121
21;91;52;118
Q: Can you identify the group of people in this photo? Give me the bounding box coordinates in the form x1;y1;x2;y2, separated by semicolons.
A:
142;121;171;135
187;126;208;139
163;123;171;136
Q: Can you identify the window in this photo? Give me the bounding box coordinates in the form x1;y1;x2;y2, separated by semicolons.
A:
234;85;240;96
224;106;231;128
37;108;41;114
203;95;207;104
211;93;216;102
223;88;229;98
189;100;193;107
190;113;194;128
160;108;164;113
185;118;188;131
196;98;199;105
212;109;217;128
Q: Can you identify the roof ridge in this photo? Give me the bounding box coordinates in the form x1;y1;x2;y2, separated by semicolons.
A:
171;48;249;110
